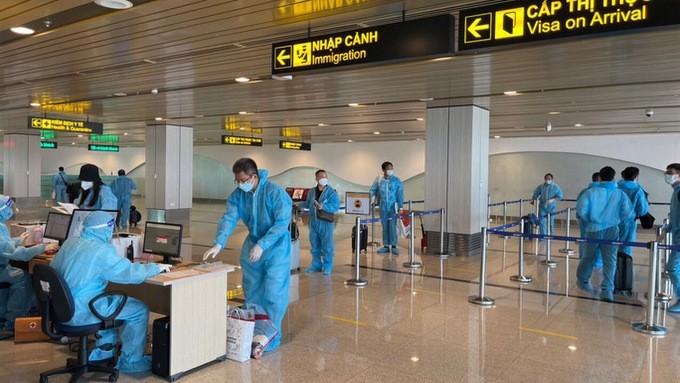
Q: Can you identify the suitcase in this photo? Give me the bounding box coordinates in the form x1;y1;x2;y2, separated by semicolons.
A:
351;224;368;253
614;252;633;293
521;215;534;240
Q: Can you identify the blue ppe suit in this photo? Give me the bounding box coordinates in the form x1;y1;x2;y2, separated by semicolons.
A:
76;184;117;211
212;170;292;351
370;175;404;247
51;211;160;372
576;182;634;294
576;183;602;268
110;175;137;229
299;185;340;272
666;185;680;299
617;180;649;256
53;171;69;203
532;182;563;235
0;200;47;331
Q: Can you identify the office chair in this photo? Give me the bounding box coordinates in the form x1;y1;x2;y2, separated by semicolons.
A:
32;264;127;383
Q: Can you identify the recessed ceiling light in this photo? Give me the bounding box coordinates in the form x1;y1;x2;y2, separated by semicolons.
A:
123;132;128;135
373;131;380;135
239;127;245;130
503;90;519;96
10;27;35;35
568;346;578;352
30;102;41;107
71;142;76;145
113;92;127;97
77;134;83;138
419;98;433;102
574;123;583;127
235;77;250;83
143;59;156;64
347;139;353;143
548;111;561;115
154;117;163;121
238;111;247;115
233;42;246;48
318;123;327;126
272;74;293;81
94;0;133;10
416;118;424;121
493;135;501;139
401;131;405;134
348;103;360;107
416;138;422;141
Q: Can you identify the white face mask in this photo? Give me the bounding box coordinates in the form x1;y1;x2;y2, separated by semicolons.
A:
81;181;94;190
386;169;394;176
665;174;678;185
318;178;328;186
545;180;552;185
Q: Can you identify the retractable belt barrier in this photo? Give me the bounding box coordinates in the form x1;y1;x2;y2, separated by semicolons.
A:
359;209;440;225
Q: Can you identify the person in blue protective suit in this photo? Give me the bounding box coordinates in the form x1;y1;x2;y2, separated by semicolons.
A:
0;195;60;334
663;163;680;312
576;166;634;302
576;172;602;269
53;166;69;203
370;161;404;255
617;167;650;257
50;211;168;372
110;169;137;230
203;158;292;352
298;170;340;275
531;173;563;236
75;163;117;211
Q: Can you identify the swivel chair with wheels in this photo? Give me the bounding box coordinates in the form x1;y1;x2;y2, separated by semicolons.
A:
32;264;127;383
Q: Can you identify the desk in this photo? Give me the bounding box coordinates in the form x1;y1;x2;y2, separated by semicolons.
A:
110;263;235;381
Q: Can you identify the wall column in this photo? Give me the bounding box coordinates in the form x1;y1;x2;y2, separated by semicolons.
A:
145;124;193;230
425;105;489;255
3;133;41;200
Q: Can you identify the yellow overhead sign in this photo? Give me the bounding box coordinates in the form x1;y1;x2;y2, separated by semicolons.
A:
221;135;263;147
29;117;103;134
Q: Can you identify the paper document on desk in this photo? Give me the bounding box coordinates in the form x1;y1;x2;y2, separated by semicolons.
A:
51;203;79;215
154;268;202;281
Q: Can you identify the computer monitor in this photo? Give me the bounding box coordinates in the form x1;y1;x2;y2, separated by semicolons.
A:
43;212;72;245
142;221;183;264
66;209;118;240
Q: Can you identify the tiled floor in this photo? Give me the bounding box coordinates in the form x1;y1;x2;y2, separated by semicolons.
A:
2;201;680;382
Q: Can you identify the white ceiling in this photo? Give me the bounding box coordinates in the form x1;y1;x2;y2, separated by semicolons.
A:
1;0;679;147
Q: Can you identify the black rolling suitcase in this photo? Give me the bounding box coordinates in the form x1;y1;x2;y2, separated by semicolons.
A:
614;252;633;294
352;224;368;253
521;215;534;240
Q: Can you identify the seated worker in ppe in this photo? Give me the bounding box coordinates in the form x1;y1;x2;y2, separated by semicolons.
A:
531;173;563;236
75;163;118;210
576;166;634;302
299;169;340;275
617;167;650;258
0;195;59;334
51;211;169;372
203;158;292;352
370;161;404;255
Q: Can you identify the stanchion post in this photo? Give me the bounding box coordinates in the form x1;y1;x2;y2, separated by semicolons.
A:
500;201;508;238
369;203;379;247
469;227;495;306
436;208;449;259
540;213;558;268
559;208;575;255
346;216;368;287
403;211;422;269
662;219;671;278
519;199;523;221
510;218;533;284
656;226;672;301
632;241;667;335
487;195;491;225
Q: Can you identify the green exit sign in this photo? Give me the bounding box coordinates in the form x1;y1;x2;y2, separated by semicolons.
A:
40;130;56;139
88;144;119;152
91;134;119;143
40;141;58;149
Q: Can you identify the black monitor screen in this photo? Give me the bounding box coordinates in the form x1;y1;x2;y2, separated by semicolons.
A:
43;212;72;244
66;210;118;240
142;221;183;263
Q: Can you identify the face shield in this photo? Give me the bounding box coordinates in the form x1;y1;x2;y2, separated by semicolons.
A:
82;211;116;243
0;196;20;221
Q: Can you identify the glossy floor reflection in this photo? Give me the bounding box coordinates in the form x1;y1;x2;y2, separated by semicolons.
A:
1;202;680;382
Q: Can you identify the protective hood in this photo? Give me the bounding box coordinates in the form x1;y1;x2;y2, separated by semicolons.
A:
81;211;115;243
